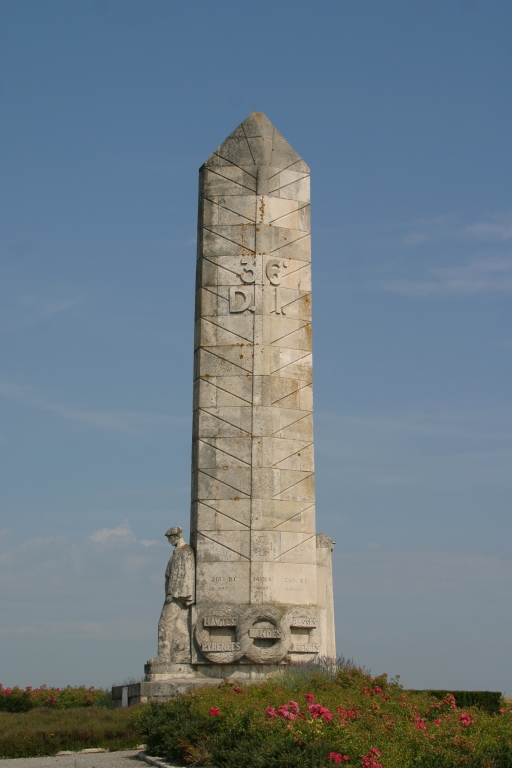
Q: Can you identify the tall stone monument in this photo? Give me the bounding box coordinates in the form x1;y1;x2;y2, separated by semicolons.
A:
114;113;335;705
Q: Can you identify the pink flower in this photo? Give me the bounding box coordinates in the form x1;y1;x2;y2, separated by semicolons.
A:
209;707;221;715
305;693;316;704
361;748;382;768
328;754;349;764
459;713;472;727
372;686;382;695
443;694;457;710
273;703;299;720
309;703;332;722
434;718;441;725
337;706;360;724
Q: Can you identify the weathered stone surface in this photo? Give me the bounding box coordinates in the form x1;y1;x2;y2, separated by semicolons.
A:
190;113;335;668
140;114;335;692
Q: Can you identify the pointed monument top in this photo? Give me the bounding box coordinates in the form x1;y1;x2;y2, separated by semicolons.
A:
203;112;309;173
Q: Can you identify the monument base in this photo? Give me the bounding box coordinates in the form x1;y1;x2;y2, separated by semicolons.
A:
144;658;199;679
112;661;292;707
144;655;292;682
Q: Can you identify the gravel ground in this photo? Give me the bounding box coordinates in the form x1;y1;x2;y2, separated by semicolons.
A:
0;751;142;768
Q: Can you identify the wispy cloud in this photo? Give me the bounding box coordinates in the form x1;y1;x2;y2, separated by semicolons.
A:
316;405;512;493
395;211;512;249
321;208;512;296
30;296;84;318
318;405;512;443
464;211;512;242
90;521;136;543
381;256;512;296
0;292;85;331
0;378;182;436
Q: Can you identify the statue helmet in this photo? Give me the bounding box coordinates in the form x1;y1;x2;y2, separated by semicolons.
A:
165;526;182;538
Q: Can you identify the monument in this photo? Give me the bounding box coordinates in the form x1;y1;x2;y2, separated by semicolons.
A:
112;112;335;706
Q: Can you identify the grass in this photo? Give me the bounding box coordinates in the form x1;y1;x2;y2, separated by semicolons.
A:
2;664;510;764
0;706;139;759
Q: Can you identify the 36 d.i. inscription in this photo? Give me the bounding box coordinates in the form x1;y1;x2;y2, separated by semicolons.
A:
228;258;289;314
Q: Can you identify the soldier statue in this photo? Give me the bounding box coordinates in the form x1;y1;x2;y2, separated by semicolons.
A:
155;526;195;663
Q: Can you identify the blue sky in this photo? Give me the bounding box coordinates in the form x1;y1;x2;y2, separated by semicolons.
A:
1;0;511;692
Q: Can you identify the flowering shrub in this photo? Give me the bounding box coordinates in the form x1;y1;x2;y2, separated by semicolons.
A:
0;684;109;712
133;669;512;768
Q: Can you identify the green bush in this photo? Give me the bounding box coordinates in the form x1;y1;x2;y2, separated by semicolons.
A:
133;670;512;768
0;706;138;758
414;690;503;715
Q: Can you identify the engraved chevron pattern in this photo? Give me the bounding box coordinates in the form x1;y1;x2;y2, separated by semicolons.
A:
193;112;318;607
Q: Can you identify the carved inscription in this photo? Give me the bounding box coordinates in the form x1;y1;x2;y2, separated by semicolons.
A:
202;642;241;652
265;258;288;285
211;576;236;581
228;257;290;315
229;286;255;313
290;643;320;653
290;618;317;628
266;258;288;315
240;257;256;283
248;628;281;639
203;616;236;627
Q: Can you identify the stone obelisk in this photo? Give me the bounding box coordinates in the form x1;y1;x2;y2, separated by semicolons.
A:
136;114;335;700
189;112;335;674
